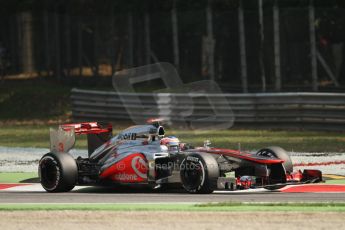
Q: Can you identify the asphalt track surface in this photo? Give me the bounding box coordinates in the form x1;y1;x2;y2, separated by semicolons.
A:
1;188;345;203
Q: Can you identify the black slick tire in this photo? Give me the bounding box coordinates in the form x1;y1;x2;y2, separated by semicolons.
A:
38;152;77;192
180;153;219;194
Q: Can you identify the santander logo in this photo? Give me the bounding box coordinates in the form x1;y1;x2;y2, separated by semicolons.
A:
131;156;148;179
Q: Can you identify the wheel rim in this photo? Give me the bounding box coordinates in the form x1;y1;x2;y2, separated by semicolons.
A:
256;150;275;158
39;157;60;190
181;159;205;191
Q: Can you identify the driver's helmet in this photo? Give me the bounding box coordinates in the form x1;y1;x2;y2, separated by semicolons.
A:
160;136;180;153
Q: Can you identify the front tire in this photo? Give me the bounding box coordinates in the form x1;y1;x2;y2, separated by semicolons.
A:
256;146;292;190
39;152;77;192
180;153;219;194
256;146;293;173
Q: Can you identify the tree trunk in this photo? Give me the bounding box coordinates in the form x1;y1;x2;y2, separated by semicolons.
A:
93;19;99;77
206;0;215;81
77;15;83;77
110;3;116;75
273;1;281;91
171;0;180;70
127;12;134;67
258;0;266;92
10;15;18;72
238;0;248;93
54;9;61;80
20;11;35;73
144;12;151;65
64;12;71;78
44;10;51;77
309;0;318;91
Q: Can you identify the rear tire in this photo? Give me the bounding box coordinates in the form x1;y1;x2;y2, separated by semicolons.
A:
180;153;219;194
38;152;77;192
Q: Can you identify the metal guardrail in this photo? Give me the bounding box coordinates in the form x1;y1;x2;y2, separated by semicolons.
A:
71;88;345;130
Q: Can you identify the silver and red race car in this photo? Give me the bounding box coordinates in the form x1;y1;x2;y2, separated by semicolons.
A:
38;121;322;193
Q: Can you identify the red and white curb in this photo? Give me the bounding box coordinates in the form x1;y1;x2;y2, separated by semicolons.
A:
0;183;32;191
280;184;345;193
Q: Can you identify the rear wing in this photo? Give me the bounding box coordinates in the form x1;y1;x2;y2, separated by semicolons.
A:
50;122;113;155
60;122;112;135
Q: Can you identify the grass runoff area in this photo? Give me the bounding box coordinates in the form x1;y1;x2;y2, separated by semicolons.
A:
0;202;345;212
0;172;37;183
1;123;345;152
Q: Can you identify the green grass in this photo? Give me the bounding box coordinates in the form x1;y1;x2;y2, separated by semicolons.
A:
1;202;345;212
325;179;345;185
172;129;345;152
0;124;51;148
0;172;38;183
0;124;345;152
0;124;121;148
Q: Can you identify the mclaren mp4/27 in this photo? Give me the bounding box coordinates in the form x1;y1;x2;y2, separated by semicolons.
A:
38;121;322;193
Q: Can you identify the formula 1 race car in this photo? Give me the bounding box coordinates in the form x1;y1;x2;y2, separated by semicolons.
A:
38;121;323;193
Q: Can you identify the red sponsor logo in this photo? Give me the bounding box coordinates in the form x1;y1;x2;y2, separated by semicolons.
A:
100;153;148;183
